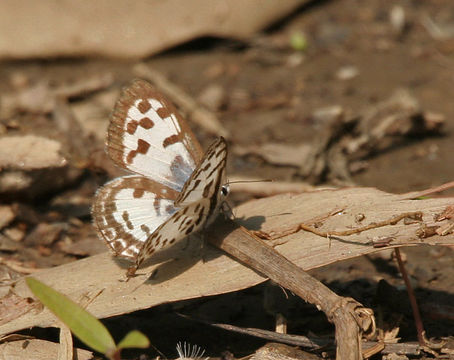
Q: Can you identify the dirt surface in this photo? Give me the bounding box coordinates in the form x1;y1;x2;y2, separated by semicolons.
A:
1;0;453;359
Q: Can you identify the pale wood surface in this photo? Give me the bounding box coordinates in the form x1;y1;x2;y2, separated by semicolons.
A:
1;187;453;336
0;339;92;360
0;0;305;59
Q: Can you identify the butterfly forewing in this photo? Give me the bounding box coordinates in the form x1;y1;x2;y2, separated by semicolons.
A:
108;79;203;191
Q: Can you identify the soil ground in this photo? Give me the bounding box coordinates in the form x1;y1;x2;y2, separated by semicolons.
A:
1;0;453;358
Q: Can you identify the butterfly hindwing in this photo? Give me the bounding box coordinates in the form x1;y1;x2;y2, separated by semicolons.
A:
135;198;211;267
108;79;203;191
92;175;180;260
175;137;227;207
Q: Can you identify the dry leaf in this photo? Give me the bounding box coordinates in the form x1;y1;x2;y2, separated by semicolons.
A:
0;0;307;59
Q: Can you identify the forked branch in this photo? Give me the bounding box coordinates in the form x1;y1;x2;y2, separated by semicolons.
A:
208;218;376;360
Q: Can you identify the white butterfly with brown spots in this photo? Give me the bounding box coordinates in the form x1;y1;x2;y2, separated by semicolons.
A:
92;79;229;277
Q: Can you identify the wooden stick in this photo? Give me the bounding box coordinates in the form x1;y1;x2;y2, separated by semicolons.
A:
398;180;454;200
208;219;376;360
200;320;421;355
394;248;426;346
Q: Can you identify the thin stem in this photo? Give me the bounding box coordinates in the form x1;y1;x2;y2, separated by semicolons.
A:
394;248;425;346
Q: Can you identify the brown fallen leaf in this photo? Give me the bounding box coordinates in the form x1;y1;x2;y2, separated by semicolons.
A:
24;223;65;247
0;73;114;119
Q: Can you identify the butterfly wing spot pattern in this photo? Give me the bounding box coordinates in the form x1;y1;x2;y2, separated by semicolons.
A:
92;79;229;277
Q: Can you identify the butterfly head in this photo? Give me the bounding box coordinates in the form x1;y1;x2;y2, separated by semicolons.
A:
221;184;230;197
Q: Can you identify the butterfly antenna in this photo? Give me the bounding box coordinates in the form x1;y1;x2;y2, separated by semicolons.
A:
226;179;273;185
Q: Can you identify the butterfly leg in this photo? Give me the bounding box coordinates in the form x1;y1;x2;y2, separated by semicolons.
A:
199;232;209;263
126;263;138;279
221;201;234;220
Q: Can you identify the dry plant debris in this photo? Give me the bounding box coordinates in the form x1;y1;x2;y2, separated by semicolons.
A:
0;73;114;119
1;186;453;357
234;89;444;185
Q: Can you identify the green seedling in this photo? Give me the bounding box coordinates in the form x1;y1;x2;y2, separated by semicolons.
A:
26;277;149;360
290;31;308;52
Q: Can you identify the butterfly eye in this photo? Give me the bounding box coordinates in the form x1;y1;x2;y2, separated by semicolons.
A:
221;185;230;197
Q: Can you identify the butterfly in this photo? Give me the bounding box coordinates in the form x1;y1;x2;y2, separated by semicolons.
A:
92;79;229;277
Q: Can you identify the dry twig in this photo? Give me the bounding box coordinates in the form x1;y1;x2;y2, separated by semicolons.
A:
299;212;423;238
189;319;422;356
398;180;454;200
208;219;376;360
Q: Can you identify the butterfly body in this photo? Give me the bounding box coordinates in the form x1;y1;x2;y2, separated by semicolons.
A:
92;80;228;276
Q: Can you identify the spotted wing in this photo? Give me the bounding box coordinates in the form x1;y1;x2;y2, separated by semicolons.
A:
175;137;227;207
92;175;180;260
133;198;211;270
108;79;203;191
130;137;228;272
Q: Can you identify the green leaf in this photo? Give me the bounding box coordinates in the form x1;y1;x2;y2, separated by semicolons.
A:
117;330;150;350
25;277;116;354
